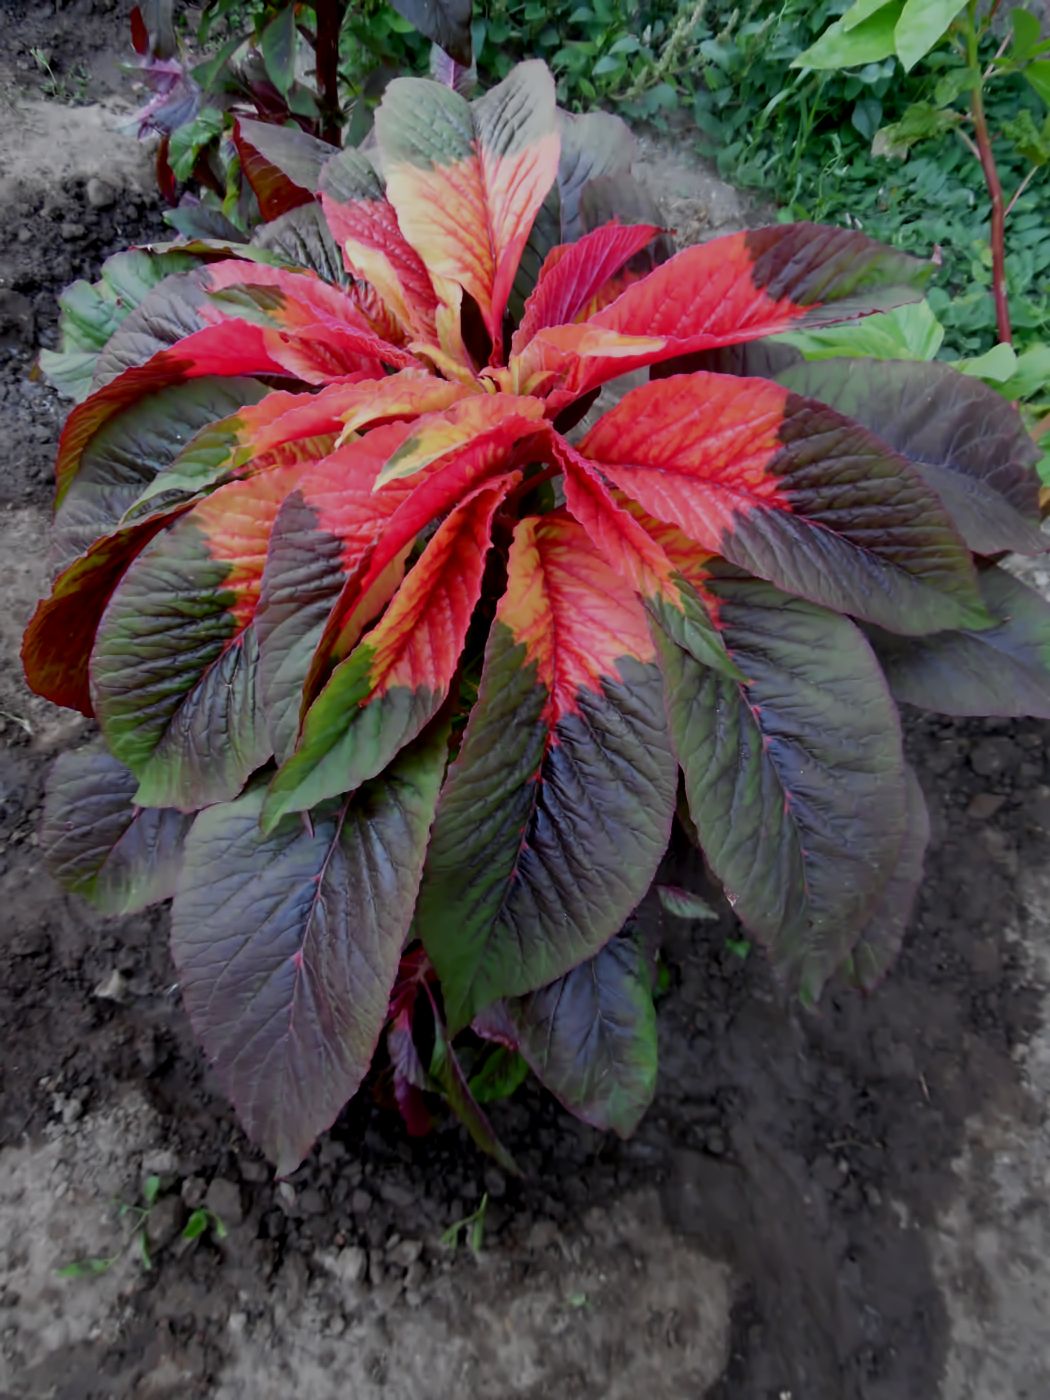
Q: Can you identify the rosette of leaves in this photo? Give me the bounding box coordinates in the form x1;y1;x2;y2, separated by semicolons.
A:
26;60;1050;1176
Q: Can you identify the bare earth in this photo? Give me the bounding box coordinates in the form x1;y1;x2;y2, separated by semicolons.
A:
1;5;1049;1398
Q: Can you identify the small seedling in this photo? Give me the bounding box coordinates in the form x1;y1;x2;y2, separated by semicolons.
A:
57;1173;162;1279
58;1176;227;1280
29;47;88;103
182;1206;228;1244
440;1193;489;1257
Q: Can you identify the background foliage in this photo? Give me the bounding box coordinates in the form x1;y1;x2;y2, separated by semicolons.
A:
181;1;1050;361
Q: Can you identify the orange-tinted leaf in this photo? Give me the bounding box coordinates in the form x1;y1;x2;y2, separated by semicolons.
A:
375;391;546;486
511;224;930;409
90;462;312;809
319;147;440;345
256;422;426;758
375;60;560;356
416;511;677;1029
261;476;516;829
511;221;662;355
312;408;545;678
580;372;987;636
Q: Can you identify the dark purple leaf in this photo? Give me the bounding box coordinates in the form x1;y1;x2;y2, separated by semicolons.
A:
41;747;192;914
848;767;929;991
389;0;473;66
770;357;1044;558
480;933;658;1136
871;566;1050;718
170;725;448;1175
657;566;909;999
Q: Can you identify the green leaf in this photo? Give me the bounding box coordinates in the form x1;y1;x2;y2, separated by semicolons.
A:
872;101;961;157
429;1019;520;1173
841;0;901;29
1002;342;1050;401
894;0;967;72
168;106;224;182
142;1174;162;1207
260;5;297;95
1012;7;1043;64
467;1047;531;1104
182;1209;208;1241
793;4;902;70
39;249;200;402
57;1257;115;1279
775;300;945;361
952;342;1018;382
1003;109;1050;167
1026;59;1050;106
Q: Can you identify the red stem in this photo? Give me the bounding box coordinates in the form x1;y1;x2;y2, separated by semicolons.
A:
501;464;561;513
314;0;345;146
970;76;1012;343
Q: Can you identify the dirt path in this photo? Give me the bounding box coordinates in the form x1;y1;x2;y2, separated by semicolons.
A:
2;6;1050;1398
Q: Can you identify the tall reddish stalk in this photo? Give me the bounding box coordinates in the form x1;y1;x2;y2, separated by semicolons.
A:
967;2;1012;344
315;0;346;146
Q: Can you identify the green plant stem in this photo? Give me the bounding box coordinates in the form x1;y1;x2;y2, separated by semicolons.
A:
966;2;1012;344
1005;166;1038;219
315;0;346;145
616;0;707;102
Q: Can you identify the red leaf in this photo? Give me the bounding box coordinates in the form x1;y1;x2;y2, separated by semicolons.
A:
511;221;662;355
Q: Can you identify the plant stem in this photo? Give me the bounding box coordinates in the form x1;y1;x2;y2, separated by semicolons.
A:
966;2;1012;344
315;0;346;145
1005;166;1039;219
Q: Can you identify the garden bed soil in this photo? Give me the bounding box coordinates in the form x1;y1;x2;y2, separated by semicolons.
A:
2;7;1050;1398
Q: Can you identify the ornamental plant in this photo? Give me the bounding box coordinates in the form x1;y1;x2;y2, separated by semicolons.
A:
27;60;1050;1176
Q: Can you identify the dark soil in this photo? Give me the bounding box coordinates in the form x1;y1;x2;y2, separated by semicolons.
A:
2;6;1049;1397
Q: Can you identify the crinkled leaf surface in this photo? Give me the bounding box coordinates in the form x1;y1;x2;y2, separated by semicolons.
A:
255;421;427;759
40;249;200;401
484;932;658;1136
91;461;316;809
235;118;333;218
319;146;439;345
375;60;559;353
170;725;447;1175
848;767;929;991
417;511;677;1031
870;567;1050;718
23;506;191;717
251;203;349;287
52;376;268;568
657;560;908;997
581;373;987;636
41;747;193;914
512;224;931;407
769;357;1045;558
262;476;513;828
